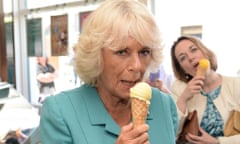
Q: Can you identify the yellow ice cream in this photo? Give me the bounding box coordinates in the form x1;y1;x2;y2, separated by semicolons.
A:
197;59;210;76
130;82;152;127
130;82;152;104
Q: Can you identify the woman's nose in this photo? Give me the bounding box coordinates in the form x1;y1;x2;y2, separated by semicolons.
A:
129;54;141;71
187;53;195;62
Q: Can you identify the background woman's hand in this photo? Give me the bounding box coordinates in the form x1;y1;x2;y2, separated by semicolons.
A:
182;76;205;100
115;123;150;144
185;127;218;144
177;76;205;113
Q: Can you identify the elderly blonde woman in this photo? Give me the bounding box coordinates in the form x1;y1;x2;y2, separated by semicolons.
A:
40;0;178;143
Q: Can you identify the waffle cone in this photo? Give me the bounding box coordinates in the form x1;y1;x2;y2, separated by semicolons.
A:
131;97;149;127
196;68;207;76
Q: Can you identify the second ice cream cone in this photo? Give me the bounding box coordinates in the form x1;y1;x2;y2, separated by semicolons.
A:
196;59;210;76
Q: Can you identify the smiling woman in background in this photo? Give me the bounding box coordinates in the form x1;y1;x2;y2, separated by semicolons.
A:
39;0;178;143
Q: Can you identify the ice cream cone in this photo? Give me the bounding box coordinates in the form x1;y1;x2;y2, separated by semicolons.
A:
196;59;210;76
130;82;152;127
131;97;149;127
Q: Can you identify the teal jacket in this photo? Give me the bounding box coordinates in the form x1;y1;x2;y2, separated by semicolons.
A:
40;85;178;144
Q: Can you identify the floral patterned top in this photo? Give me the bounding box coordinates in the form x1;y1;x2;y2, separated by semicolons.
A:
200;86;224;137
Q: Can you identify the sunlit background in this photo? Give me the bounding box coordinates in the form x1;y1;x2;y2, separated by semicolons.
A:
2;0;240;103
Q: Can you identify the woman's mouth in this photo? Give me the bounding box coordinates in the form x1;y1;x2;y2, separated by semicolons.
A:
121;80;138;88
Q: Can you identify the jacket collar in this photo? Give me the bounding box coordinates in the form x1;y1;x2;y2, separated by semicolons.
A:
81;85;153;135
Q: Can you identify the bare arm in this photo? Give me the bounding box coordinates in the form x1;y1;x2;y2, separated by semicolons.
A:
37;72;56;83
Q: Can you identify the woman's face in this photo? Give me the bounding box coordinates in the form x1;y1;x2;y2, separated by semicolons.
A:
174;39;206;76
98;37;152;100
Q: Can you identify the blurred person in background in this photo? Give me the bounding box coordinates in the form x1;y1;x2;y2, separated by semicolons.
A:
36;56;56;103
147;65;174;95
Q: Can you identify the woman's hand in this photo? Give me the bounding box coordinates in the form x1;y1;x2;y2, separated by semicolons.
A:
185;127;218;144
115;123;150;144
183;76;204;100
177;76;205;113
146;79;171;95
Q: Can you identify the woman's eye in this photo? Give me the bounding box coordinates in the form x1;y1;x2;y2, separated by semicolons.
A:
140;49;151;56
116;49;127;56
191;47;198;52
179;55;186;62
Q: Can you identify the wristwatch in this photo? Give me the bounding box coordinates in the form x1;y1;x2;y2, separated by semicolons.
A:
216;137;220;144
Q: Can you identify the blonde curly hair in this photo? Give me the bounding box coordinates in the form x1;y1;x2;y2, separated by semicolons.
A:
74;0;163;86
